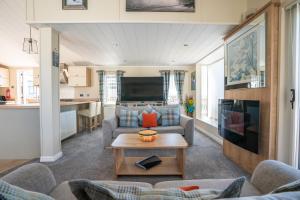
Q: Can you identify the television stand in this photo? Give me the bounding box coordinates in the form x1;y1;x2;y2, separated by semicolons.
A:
118;101;166;107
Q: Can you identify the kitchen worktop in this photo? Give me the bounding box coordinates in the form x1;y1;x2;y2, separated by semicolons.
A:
0;101;92;109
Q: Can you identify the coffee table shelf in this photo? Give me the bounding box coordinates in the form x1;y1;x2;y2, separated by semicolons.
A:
111;134;188;178
116;157;182;176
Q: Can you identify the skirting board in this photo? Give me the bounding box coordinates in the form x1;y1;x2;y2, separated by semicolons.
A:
195;125;223;145
40;151;63;162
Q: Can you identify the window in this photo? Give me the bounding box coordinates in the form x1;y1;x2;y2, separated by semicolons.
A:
103;73;117;104
284;2;300;168
197;46;224;126
168;73;179;104
16;70;39;103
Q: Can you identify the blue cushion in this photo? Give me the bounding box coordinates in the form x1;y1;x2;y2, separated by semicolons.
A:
0;180;54;200
161;107;180;126
119;109;139;128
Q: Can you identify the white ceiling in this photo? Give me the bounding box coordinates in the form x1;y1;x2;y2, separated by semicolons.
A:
55;23;232;66
0;0;233;67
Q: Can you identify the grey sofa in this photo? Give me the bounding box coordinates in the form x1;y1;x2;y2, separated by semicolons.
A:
102;105;195;147
2;160;300;199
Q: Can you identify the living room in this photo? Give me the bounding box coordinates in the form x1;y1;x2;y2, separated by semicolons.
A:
1;0;300;199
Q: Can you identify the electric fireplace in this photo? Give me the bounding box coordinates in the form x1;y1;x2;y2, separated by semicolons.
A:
218;99;260;154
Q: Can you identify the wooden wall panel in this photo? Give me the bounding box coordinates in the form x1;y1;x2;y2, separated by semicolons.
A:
223;3;280;173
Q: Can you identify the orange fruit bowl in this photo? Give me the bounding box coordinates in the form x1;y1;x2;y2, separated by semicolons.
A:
138;130;158;142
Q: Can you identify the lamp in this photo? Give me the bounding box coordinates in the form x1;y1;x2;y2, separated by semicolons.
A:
23;26;38;54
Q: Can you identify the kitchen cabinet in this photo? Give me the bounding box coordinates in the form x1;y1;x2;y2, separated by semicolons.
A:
60;110;77;140
0;67;9;88
68;66;91;87
33;68;40;86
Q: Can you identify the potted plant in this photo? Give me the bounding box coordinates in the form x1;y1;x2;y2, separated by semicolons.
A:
184;96;195;117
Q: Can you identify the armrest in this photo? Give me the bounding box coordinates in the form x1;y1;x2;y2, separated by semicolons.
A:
1;163;56;195
180;115;194;146
251;160;300;194
102;116;118;147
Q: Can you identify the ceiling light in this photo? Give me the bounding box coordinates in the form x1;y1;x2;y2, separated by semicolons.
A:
23;26;38;54
112;42;119;48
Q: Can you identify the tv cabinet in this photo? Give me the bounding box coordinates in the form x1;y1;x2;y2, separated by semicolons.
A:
118;101;165;107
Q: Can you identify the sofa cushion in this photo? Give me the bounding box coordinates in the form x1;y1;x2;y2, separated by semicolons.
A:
113;128;145;138
154;179;261;197
50;181;153;200
67;178;245;200
271;179;300;194
151;126;184;135
0;180;54;200
115;106;145;119
160;107;181;126
138;106;161;126
142;113;158;128
119;109;139;128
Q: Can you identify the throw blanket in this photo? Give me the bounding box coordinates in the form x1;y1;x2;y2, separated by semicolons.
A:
69;177;246;200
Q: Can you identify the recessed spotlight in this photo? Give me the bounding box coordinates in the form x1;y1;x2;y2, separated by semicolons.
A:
112;42;119;48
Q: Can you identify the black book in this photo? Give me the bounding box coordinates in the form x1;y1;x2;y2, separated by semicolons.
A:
135;155;162;170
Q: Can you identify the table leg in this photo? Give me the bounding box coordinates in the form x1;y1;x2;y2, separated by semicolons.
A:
176;148;186;178
113;148;124;178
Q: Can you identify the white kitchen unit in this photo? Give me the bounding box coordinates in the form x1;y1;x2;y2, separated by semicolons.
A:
60;110;77;140
68;66;91;87
0;67;9;87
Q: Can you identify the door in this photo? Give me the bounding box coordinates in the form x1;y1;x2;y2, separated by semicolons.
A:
279;2;300;168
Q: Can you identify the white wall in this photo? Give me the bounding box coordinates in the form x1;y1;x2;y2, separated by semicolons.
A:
60;65;195;101
27;0;247;24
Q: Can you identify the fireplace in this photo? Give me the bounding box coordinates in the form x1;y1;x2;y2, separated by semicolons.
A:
218;99;260;154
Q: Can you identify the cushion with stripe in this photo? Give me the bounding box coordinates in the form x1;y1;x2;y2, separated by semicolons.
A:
160;107;180;126
119;109;139;128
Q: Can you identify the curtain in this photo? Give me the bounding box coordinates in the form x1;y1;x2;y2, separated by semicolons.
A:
160;70;170;102
97;70;105;104
174;70;185;104
116;70;125;102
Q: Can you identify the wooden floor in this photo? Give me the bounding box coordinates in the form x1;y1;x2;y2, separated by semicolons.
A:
0;160;29;174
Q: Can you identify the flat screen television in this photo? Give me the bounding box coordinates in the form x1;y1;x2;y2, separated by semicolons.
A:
218;99;260;154
120;77;164;101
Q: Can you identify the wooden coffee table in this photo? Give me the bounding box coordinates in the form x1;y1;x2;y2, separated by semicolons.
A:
111;133;188;178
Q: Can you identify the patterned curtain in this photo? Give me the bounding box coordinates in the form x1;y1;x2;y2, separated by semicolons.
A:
116;70;125;102
174;70;186;104
160;70;171;103
97;70;105;104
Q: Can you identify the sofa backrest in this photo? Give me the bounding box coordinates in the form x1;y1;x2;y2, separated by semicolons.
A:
251;160;300;194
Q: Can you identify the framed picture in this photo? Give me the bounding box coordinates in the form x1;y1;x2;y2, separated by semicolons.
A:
191;71;196;91
225;13;266;89
63;0;87;10
126;0;195;12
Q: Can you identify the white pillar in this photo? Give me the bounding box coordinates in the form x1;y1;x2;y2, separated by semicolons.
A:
39;27;62;162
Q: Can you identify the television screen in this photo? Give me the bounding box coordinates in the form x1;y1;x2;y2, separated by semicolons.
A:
218;99;260;154
120;77;164;101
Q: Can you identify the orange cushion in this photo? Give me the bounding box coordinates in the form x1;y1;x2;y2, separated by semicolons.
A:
179;186;200;191
142;113;157;128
